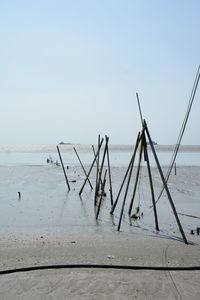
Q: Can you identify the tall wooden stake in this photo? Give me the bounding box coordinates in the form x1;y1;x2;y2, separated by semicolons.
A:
92;145;103;186
96;169;107;220
117;139;137;231
143;134;159;231
110;132;141;214
94;135;101;205
95;136;109;205
56;145;70;191
144;120;188;244
128;130;144;215
73;147;93;189
79;138;104;195
106;140;114;207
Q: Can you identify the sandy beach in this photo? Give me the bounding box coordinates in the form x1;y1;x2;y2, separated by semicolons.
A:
0;162;200;299
0;233;200;299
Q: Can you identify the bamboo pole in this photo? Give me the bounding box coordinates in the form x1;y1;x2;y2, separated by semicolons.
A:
79;138;104;195
136;92;143;124
94;135;101;206
144;120;188;244
73;147;93;189
117;140;136;231
95;136;109;205
143;134;159;231
110;132;141;214
106;139;114;207
128;130;144;215
56;145;70;191
92;145;103;186
96;169;107;220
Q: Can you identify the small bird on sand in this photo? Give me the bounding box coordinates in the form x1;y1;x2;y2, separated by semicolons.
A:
18;192;21;199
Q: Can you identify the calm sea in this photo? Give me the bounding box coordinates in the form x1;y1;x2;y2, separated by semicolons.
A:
0;144;200;167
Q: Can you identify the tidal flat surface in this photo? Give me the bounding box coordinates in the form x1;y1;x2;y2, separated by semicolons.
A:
0;163;199;241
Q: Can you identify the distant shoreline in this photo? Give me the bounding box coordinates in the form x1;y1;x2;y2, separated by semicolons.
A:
0;144;200;152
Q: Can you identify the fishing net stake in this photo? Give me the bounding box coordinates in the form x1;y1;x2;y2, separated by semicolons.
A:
79;138;104;195
143;133;159;231
128;130;144;215
73;147;93;189
106;140;114;207
117;133;141;231
144;120;188;244
57;145;70;191
110;132;142;215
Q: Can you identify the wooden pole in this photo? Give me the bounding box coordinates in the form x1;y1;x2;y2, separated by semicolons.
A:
56;145;70;191
79;138;104;195
128;130;144;215
110;132;141;214
136;92;143;124
94;135;101;205
106;139;114;207
117;139;136;231
95;136;109;205
73;147;93;189
96;169;107;220
92;145;103;186
143;134;159;231
144;120;188;244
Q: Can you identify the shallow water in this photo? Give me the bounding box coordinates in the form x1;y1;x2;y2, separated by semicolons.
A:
0;163;199;242
0;144;200;167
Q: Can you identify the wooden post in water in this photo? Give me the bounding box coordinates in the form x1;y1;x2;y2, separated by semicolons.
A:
92;145;103;187
143;134;159;231
117;138;137;231
96;169;107;220
106;139;114;207
128;130;144;216
73;147;93;189
95;136;109;205
56;145;70;191
94;135;101;206
144;120;188;244
79;138;104;195
110;132;141;215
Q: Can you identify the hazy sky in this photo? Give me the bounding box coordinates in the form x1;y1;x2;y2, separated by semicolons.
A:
0;0;200;145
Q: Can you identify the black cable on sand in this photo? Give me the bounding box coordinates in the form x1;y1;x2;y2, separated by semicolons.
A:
0;264;200;275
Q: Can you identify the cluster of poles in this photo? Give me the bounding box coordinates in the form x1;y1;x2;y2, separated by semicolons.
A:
56;120;188;245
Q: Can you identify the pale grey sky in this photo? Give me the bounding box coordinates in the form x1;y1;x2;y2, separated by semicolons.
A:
0;0;200;145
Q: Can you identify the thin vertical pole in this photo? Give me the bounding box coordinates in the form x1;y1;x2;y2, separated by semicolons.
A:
94;135;101;205
117;139;136;231
56;145;70;191
79;138;104;195
144;120;188;244
110;132;141;214
92;145;103;186
73;147;93;189
143;134;159;231
136;92;143;124
106;139;114;206
95;136;109;205
128;131;144;215
96;169;107;220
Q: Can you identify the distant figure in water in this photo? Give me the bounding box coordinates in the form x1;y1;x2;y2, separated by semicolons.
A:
55;160;60;166
18;192;21;200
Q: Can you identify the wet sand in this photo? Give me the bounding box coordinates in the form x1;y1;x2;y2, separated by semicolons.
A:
0;164;200;299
